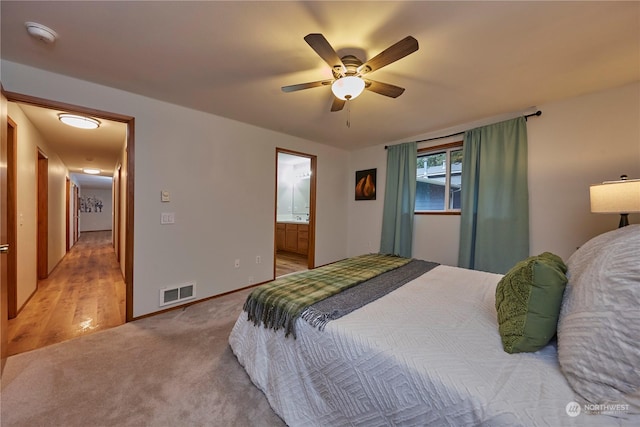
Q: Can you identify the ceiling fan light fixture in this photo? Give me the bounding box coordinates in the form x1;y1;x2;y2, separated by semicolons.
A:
331;76;365;101
59;113;100;129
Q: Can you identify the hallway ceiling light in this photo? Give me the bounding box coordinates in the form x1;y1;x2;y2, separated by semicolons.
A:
83;168;101;175
59;114;100;129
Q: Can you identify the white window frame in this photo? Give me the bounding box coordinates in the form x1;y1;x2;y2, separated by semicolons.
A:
415;141;463;215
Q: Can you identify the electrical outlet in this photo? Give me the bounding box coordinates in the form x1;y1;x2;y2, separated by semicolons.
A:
234;259;240;268
256;256;261;264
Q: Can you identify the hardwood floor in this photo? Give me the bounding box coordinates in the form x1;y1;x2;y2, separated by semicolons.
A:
7;230;125;356
275;251;308;277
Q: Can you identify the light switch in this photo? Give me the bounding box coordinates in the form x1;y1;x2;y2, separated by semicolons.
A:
161;212;175;224
161;190;170;202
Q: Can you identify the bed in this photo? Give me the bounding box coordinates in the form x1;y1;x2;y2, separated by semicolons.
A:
229;226;640;426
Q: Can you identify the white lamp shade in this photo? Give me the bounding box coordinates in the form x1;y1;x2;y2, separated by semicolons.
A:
590;179;640;213
331;76;365;100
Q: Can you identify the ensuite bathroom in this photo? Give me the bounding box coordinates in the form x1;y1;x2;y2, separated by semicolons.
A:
275;152;312;276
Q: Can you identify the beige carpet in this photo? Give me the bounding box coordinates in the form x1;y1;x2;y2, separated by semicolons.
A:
0;288;286;427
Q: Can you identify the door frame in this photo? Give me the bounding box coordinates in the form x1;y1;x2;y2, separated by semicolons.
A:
274;147;317;274
2;90;136;322
1;88;8;373
6;117;17;319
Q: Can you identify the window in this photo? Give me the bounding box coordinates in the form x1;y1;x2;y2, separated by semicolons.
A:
415;142;463;213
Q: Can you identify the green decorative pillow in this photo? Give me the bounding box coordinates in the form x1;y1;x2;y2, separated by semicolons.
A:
495;252;568;354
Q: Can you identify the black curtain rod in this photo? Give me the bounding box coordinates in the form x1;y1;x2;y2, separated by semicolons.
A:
385;110;542;149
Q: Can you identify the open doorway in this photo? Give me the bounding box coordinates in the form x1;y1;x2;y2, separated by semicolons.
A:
275;148;316;277
2;91;135;356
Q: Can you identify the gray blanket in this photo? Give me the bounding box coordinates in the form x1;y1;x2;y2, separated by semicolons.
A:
300;259;439;330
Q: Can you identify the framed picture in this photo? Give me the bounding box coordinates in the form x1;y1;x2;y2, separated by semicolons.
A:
355;168;376;200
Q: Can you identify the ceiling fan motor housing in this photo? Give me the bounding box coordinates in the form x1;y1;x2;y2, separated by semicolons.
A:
340;55;363;76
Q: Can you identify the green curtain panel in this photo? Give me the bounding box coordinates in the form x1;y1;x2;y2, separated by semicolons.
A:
458;117;529;274
380;142;417;257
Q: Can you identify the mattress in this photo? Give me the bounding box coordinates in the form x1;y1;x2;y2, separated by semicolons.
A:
229;265;628;426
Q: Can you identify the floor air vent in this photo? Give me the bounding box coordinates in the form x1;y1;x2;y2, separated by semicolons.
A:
160;282;196;306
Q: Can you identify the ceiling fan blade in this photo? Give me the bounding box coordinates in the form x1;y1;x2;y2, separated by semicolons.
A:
304;33;346;76
364;79;405;98
357;36;419;75
330;97;346;112
281;79;333;93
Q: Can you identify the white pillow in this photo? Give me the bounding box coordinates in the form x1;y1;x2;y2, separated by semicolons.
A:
558;225;640;408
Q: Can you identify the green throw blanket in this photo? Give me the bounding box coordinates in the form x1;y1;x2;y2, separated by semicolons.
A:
243;253;411;338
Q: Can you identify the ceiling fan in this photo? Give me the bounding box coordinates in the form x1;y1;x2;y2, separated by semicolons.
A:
282;34;419;112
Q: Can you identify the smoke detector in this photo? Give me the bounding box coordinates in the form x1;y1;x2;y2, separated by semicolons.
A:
25;22;58;44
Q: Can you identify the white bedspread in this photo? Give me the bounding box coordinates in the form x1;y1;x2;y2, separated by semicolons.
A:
229;265;630;426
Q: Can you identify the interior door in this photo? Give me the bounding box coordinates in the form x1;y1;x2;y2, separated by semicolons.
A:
37;150;48;280
66;178;70;251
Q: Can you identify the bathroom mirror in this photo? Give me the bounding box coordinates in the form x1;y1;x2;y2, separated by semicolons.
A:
277;153;311;221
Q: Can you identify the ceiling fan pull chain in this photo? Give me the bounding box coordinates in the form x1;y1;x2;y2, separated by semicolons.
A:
346;100;351;128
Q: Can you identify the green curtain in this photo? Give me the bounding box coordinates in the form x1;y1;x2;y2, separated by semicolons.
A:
458;117;529;274
380;142;417;257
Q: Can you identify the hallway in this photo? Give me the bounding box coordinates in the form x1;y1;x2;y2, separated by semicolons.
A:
7;231;125;356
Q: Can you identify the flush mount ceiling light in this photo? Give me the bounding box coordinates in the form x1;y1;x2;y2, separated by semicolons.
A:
83;168;101;175
59;114;100;129
331;76;366;101
25;21;58;44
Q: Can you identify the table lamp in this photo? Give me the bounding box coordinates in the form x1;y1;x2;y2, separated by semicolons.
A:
590;175;640;228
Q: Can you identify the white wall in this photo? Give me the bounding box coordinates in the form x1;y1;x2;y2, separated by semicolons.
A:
1;60;350;318
8;102;69;309
79;187;113;232
346;145;387;256
46;149;68;273
348;81;640;265
528;82;640;256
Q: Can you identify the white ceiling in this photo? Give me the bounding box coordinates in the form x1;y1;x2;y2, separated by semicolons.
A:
15;104;126;177
71;173;114;190
1;1;639;157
